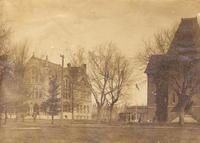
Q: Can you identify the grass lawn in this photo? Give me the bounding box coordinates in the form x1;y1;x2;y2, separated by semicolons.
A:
0;120;200;143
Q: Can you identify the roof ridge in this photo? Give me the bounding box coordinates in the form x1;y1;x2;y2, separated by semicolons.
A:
30;56;61;67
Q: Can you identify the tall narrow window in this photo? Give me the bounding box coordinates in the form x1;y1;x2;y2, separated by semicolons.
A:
172;93;176;104
80;105;82;113
39;89;42;98
65;80;68;99
35;87;39;99
77;104;79;113
87;105;89;113
83;105;86;113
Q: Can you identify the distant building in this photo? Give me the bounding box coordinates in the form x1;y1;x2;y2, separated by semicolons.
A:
64;63;92;120
119;106;148;123
146;17;200;123
23;55;92;120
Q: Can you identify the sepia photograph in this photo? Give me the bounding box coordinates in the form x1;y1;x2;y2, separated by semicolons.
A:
0;0;200;143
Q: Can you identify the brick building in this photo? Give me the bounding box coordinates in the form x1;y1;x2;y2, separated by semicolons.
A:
23;55;92;120
146;17;200;123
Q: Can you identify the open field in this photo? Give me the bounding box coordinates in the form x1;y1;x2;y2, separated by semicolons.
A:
0;120;200;143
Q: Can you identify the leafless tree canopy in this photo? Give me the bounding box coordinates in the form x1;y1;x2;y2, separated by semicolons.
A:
0;22;10;56
68;46;87;67
136;25;177;66
106;52;133;121
87;43;133;120
9;42;29;82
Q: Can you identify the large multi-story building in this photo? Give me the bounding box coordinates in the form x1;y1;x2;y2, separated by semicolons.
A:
146;17;200;123
63;63;92;120
23;54;92;120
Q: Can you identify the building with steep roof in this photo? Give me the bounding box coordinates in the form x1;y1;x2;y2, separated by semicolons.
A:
146;17;200;123
23;55;92;120
168;17;200;55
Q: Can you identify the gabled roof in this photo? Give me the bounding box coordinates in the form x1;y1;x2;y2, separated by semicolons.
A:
168;17;200;55
26;55;61;69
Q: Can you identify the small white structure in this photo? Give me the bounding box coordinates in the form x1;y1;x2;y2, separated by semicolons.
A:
171;114;198;123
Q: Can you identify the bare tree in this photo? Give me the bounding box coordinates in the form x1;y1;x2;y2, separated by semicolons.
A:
68;43;133;121
169;58;200;125
106;54;133;122
152;56;200;125
87;43;115;120
6;42;30;122
68;46;86;66
136;25;177;66
0;19;11;126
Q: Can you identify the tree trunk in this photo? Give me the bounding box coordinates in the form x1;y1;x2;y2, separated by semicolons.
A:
97;105;102;121
0;113;2;128
51;115;54;124
179;107;184;126
109;105;114;123
33;113;37;122
4;109;7;125
15;112;18;122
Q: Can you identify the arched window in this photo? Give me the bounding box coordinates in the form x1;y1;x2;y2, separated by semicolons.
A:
65;80;68;99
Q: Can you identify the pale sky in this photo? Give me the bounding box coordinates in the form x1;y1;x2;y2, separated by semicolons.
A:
2;0;200;105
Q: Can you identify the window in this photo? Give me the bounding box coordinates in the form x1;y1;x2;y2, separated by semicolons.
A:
83;105;86;113
172;93;176;104
32;87;36;99
35;88;39;99
80;105;83;113
65;80;68;99
35;72;39;83
65;79;72;99
77;104;79;113
132;114;136;120
39;89;42;98
32;87;40;99
64;104;71;112
87;105;89;113
68;105;71;112
31;68;40;83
